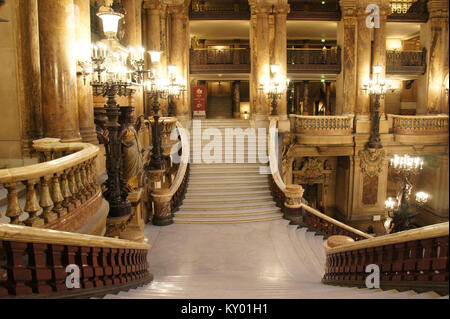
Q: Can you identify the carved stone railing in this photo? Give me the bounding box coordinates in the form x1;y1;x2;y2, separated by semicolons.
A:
268;118;371;240
190;48;251;74
291;114;354;135
323;222;449;296
0;223;151;298
0;139;104;233
392;115;449;135
287;47;341;73
386;49;427;75
189;0;250;20
388;0;429;22
288;0;341;20
151;121;190;225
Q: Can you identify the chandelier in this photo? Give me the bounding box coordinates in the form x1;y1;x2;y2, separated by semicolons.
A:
390;0;416;14
259;64;290;116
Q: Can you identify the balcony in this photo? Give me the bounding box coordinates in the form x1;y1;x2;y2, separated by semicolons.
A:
287;47;341;74
386;49;427;75
388;0;429;22
290;114;355;145
190;48;251;74
189;0;250;20
390;114;448;144
288;0;341;21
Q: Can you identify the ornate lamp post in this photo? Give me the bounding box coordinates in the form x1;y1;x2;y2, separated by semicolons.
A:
362;65;396;149
167;65;186;117
78;3;147;236
259;64;290;116
384;154;429;233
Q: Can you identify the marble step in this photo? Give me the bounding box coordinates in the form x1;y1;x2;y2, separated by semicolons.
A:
182;195;275;205
288;225;323;278
185;190;271;199
188;175;268;182
188;179;269;187
296;228;324;274
305;231;326;267
173;213;282;224
186;185;270;193
175;206;281;218
180;201;277;211
189;169;265;176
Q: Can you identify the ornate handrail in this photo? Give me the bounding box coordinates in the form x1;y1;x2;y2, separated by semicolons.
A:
0;223;150;298
287;47;341;73
391;114;449;135
291;114;354;135
268;118;371;241
288;0;341;20
190;48;251;74
323;222;449;295
0;139;101;230
386;49;427;75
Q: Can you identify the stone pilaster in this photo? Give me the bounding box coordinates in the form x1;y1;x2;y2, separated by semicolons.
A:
75;0;97;144
273;3;290;120
123;0;137;47
336;0;357;115
168;4;190;121
232;81;241;119
250;4;271;120
418;0;449;114
355;1;371;117
38;0;81;142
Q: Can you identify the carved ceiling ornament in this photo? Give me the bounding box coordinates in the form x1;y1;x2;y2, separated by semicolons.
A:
359;148;386;178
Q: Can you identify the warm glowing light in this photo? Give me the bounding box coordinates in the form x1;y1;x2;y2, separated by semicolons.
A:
373;65;383;74
385;197;397;211
97;8;123;36
415;191;430;204
390;154;424;172
387;39;402;51
149;51;162;63
270;64;281;74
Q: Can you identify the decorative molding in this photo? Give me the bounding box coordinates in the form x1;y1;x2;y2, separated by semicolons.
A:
359;148;386;177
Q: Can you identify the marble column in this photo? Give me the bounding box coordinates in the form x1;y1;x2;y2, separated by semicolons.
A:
233;39;241;65
273;4;290;119
356;2;371;117
372;0;389;114
295;82;302;115
38;0;81;142
250;4;271;119
15;0;43;154
169;5;190;120
232;81;241;119
303;80;310;115
336;2;357;115
75;0;97;144
123;0;137;47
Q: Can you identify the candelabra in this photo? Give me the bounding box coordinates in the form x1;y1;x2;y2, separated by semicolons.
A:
384;154;429;233
362;65;396;149
167;65;186;117
259;64;290;116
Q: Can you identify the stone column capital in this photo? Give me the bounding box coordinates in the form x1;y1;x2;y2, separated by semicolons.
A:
273;3;290;15
428;0;449;18
251;4;273;15
143;1;164;12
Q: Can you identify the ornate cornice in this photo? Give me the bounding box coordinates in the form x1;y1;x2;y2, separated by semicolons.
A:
143;0;164;11
428;0;449;19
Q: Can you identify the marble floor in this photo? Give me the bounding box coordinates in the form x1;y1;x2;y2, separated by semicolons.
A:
105;220;446;299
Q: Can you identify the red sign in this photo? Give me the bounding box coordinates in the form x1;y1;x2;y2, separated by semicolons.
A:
193;86;206;115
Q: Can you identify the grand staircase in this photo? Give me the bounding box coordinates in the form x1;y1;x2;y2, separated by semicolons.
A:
173;119;283;224
103;220;446;299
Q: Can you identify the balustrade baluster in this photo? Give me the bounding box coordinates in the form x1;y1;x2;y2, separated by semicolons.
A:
47;244;67;291
404;241;420;281
5;183;25;225
27;243;53;294
60;172;73;211
51;174;66;217
101;248;113;286
68;168;81;207
40;176;58;224
417;238;434;281
75;166;87;203
24;179;44;227
76;247;94;289
3;241;33;296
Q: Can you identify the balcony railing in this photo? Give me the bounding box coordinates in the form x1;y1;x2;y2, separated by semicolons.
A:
287;47;341;74
288;0;341;20
392;115;449;135
292;115;354;135
388;0;429;22
190;48;251;74
189;0;250;20
386;49;427;75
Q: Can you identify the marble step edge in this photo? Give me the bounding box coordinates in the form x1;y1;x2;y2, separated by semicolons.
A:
174;207;281;218
185;191;271;199
296;228;325;272
173;214;283;224
182;196;274;204
179;201;277;211
186;186;270;193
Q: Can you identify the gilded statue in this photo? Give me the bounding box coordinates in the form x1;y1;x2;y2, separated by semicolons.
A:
281;133;295;184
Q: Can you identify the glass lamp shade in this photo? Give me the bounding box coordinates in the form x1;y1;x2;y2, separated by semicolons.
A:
270;64;281;74
415;191;430;204
149;51;162;63
373;65;383;74
97;10;123;36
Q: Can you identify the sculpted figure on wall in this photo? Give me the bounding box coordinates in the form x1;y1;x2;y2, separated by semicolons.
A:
281;133;295;184
359;148;385;178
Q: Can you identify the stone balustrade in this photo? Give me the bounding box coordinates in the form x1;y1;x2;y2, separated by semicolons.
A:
291;114;354;135
392;114;449;135
287;47;341;73
0;223;150;298
323;222;449;296
0;139;103;232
